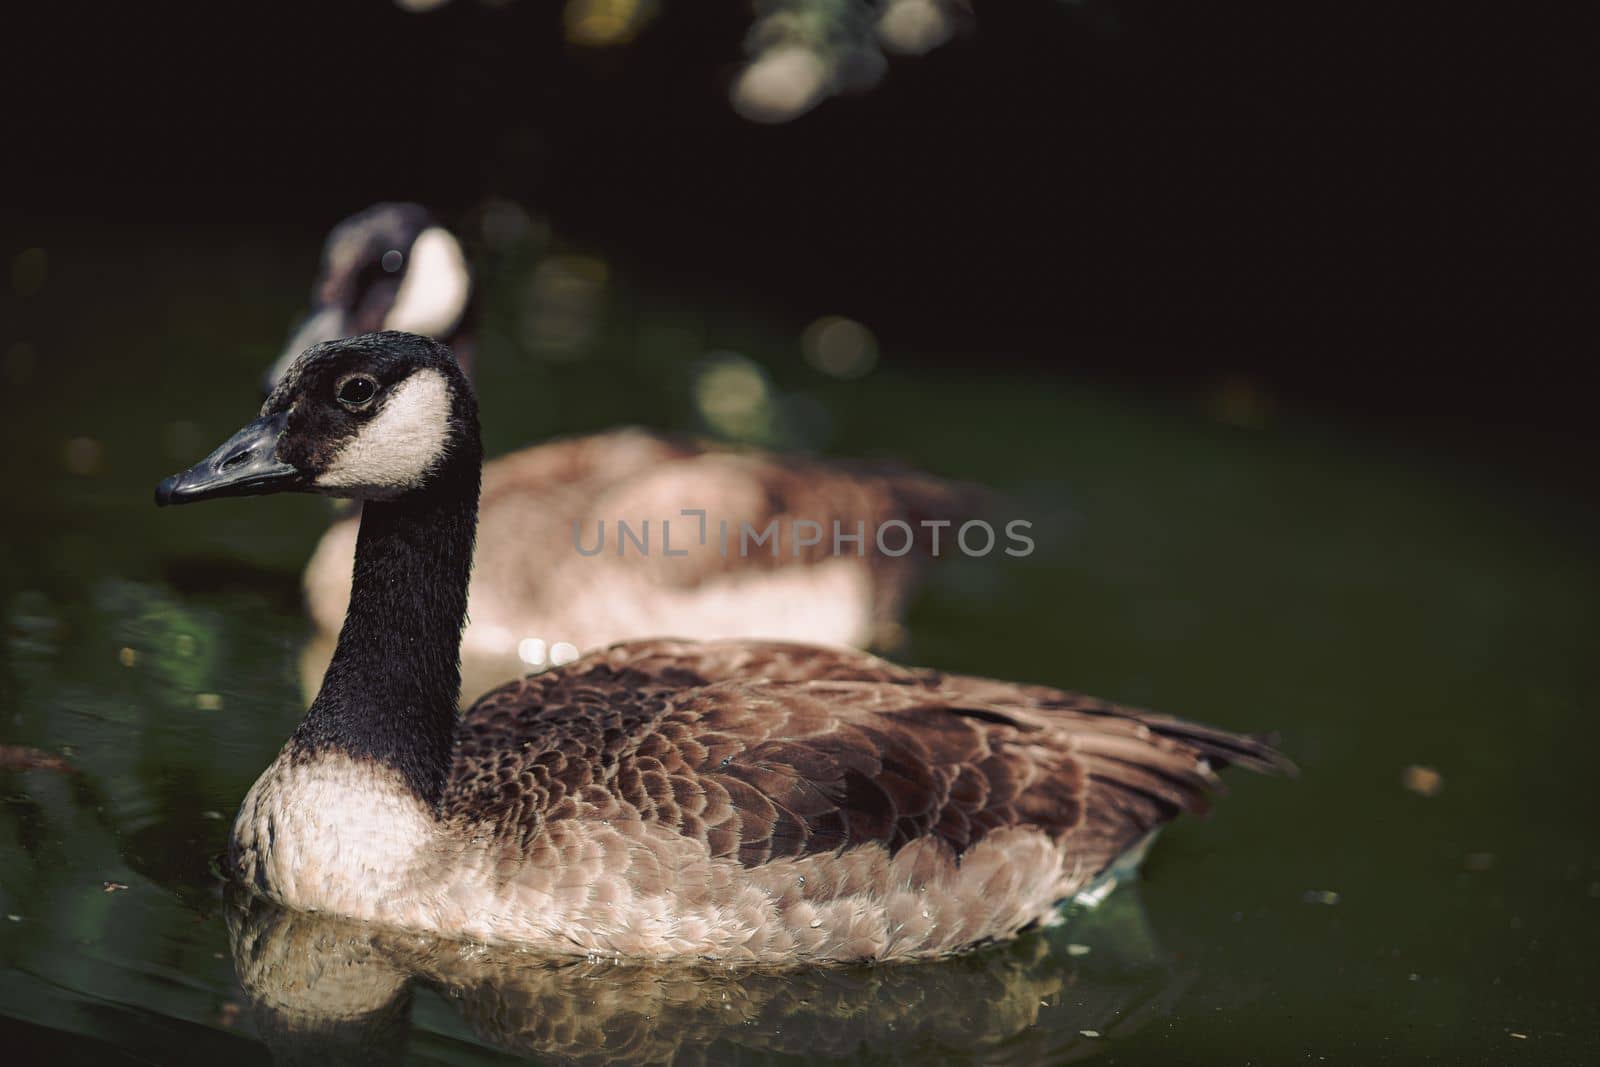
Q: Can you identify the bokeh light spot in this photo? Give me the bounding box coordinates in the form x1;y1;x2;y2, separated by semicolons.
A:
564;0;653;47
878;0;954;55
802;315;879;379
732;46;828;124
694;352;776;441
522;255;610;358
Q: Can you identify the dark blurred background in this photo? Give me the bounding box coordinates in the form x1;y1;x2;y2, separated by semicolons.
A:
3;0;1588;455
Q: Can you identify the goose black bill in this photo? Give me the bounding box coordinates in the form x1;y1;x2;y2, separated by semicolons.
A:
155;411;303;506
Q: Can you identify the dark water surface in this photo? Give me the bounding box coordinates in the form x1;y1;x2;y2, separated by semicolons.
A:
1;228;1596;1063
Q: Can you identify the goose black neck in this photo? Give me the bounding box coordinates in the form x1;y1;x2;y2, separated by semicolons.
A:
292;453;481;807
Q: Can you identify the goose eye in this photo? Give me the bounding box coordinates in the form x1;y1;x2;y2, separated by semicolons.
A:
336;375;378;410
380;249;404;273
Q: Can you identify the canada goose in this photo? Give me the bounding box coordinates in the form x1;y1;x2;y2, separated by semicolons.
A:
263;203;472;394
278;208;982;699
157;332;1288;964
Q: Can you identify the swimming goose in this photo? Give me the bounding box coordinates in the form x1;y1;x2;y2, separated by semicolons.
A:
279;208;982;697
263;202;473;394
157;331;1288;964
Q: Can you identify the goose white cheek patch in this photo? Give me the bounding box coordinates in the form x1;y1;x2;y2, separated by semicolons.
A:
383;227;470;338
315;369;453;497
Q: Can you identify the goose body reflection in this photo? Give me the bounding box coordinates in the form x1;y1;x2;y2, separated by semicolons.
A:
279;207;982;702
227;883;1187;1065
158;332;1287;963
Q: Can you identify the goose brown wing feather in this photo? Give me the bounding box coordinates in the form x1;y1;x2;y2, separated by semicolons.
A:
446;640;1285;879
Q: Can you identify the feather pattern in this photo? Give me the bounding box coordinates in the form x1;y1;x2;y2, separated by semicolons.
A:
338;638;1295;962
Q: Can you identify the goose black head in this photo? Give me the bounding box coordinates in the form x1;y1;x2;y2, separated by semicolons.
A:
160;332;480;507
262;204;472;395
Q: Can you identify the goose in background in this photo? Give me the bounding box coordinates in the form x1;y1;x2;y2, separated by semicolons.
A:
277;206;986;700
157;332;1289;964
263;202;473;393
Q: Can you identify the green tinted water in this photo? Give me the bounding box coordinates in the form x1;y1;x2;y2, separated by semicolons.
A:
1;227;1595;1063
